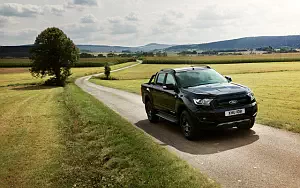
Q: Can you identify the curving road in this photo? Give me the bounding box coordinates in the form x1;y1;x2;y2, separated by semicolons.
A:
75;63;300;188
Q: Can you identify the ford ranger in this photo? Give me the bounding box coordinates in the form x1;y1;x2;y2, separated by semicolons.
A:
141;66;258;140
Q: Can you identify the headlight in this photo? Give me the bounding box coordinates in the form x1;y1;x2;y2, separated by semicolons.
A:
247;92;255;101
193;99;213;106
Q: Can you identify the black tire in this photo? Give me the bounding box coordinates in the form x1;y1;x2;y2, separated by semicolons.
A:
145;101;159;123
180;110;197;140
239;117;255;130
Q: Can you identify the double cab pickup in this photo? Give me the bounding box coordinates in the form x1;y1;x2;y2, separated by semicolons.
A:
141;66;258;140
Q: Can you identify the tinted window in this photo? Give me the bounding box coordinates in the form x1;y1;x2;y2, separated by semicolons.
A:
165;74;176;86
156;73;166;85
176;69;227;88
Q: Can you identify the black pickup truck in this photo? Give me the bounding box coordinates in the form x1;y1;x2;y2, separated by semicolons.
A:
141;66;258;140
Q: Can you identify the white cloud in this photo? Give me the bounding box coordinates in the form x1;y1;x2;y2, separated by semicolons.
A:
0;3;43;17
2;0;300;46
0;28;38;44
80;14;98;23
62;23;103;39
108;17;122;24
65;0;98;9
0;16;9;27
126;12;139;21
73;0;98;6
107;16;138;35
111;22;138;35
44;5;65;16
190;5;242;29
168;10;184;19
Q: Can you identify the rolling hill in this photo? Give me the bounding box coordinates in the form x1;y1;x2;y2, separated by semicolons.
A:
2;35;300;58
77;43;173;53
165;35;300;52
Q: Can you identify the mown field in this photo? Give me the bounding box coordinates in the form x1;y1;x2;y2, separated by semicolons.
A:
0;62;137;87
90;62;300;133
0;64;217;188
143;53;300;64
0;57;136;67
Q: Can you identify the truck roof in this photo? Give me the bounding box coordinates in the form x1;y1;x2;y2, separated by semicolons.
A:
159;66;211;73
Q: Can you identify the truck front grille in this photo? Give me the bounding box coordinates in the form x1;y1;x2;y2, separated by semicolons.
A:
213;93;251;109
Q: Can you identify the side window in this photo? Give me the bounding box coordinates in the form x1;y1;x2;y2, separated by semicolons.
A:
165;74;176;86
149;74;156;84
156;73;166;85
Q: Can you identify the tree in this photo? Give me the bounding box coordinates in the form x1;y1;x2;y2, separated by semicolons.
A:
104;63;111;79
80;53;95;58
30;27;79;86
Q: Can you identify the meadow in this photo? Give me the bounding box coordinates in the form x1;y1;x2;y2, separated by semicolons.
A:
90;62;300;133
0;63;217;188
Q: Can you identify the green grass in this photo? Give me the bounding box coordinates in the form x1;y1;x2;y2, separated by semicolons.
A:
0;57;136;67
232;71;300;132
53;83;217;188
0;63;218;187
90;62;300;133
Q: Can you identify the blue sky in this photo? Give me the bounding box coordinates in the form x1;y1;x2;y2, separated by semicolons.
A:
1;0;300;46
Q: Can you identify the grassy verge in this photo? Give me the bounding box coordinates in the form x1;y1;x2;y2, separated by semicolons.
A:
90;63;300;133
53;83;217;187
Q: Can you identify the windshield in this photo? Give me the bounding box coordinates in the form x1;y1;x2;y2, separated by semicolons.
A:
175;69;228;88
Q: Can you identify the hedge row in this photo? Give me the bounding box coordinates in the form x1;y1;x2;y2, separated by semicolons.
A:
142;58;300;64
0;58;136;68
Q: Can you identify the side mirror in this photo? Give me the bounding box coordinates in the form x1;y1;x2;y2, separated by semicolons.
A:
163;84;176;91
225;76;232;82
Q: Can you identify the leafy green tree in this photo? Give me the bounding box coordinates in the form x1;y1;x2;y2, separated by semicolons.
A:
30;27;79;86
104;63;111;79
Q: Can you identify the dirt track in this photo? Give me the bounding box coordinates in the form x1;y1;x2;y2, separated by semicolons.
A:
75;64;300;188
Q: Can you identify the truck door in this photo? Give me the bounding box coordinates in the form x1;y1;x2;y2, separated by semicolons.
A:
152;73;166;110
161;73;177;114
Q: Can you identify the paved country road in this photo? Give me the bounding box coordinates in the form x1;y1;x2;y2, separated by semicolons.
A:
75;63;300;188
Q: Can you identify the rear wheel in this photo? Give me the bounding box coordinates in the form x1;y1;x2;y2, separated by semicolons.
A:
145;101;159;123
239;117;255;130
180;110;197;140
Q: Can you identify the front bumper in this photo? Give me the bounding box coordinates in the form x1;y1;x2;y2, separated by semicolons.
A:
190;102;258;130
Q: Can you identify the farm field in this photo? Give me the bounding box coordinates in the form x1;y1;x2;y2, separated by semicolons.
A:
0;63;217;188
90;62;300;133
0;57;135;67
143;53;300;64
0;62;137;87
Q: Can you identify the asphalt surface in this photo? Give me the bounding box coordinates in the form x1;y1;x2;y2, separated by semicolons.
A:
75;64;300;188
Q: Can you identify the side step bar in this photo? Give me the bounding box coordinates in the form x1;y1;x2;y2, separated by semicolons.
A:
156;112;178;124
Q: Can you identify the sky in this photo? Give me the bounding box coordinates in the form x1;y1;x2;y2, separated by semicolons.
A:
1;0;300;46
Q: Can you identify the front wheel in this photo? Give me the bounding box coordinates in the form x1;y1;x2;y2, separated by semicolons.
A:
145;101;159;123
180;110;197;140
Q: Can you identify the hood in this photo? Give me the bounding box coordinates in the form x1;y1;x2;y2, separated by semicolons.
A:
183;83;249;96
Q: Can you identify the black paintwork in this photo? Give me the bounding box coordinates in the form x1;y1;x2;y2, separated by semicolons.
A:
141;66;258;129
